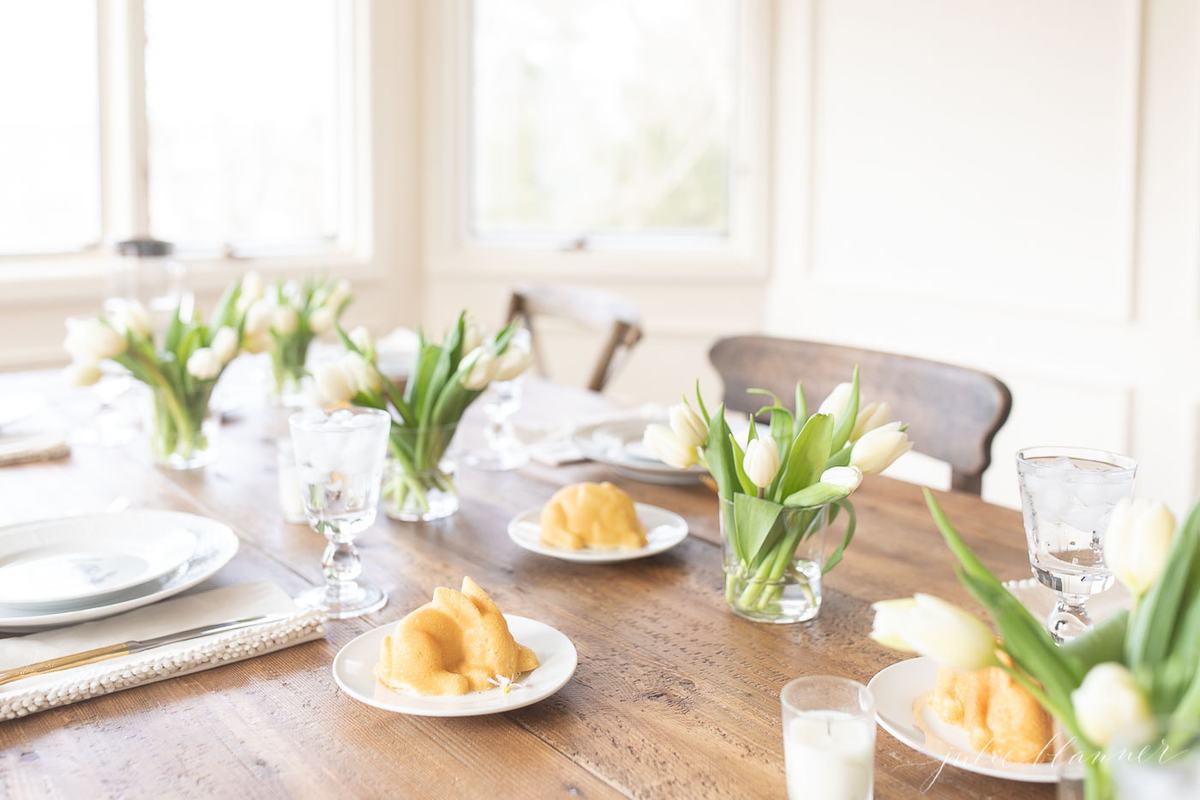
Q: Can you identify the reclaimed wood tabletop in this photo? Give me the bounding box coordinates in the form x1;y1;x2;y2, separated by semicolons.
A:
0;372;1051;799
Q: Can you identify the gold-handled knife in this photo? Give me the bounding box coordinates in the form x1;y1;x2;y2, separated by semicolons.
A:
0;614;291;687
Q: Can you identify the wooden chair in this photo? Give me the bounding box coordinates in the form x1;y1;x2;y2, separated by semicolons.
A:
708;336;1012;495
505;285;643;393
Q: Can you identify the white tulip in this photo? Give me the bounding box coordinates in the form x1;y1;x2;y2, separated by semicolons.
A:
463;349;497;390
493;345;532;382
186;347;222;381
236;271;263;312
242;331;271;354
313;359;356;404
349;325;373;353
642;423;698;469
668;403;707;449
65;361;102;387
743;437;781;490
64;317;126;362
309;306;335;335
1071;663;1155;748
244;301;273;338
818;382;855;429
272;306;298;335
210;326;239;364
462;317;483;354
1105;498;1176;596
851;401;892;441
324;278;351;311
343;353;380;395
108;300;152;338
851;421;912;475
820;465;863;494
870;594;997;671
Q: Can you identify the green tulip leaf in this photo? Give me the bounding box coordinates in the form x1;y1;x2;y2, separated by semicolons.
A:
783;481;851;509
822;499;857;574
772;413;833;502
729;434;756;497
703;404;738;503
733;493;786;567
1126;504;1200;670
829;366;859;453
794;382;806;424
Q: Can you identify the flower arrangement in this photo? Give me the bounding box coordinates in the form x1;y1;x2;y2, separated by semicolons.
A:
872;489;1200;799
314;311;532;521
643;370;912;622
241;275;352;399
63;281;254;468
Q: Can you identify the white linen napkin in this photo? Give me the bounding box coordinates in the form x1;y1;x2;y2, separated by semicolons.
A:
0;582;325;720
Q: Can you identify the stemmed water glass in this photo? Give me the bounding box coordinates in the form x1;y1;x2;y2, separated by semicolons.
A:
289;407;391;619
1016;445;1136;642
465;328;531;471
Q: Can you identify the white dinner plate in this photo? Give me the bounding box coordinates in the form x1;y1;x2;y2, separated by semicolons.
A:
507;502;688;564
0;392;45;430
332;614;577;717
869;657;1056;783
0;511;239;632
0;512;197;609
573;416;705;485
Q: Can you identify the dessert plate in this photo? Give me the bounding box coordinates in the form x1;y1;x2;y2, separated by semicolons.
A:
333;614;577;717
869;657;1056;783
0;511;239;632
0;512;197;609
506;502;688;564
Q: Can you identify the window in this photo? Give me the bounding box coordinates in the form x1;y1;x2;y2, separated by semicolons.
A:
144;0;344;250
0;0;357;261
469;0;739;248
0;1;101;255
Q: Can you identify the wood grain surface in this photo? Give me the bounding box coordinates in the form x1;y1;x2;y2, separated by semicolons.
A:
0;373;1051;799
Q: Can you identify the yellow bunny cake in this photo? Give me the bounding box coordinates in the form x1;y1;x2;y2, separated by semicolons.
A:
375;577;539;696
539;482;647;550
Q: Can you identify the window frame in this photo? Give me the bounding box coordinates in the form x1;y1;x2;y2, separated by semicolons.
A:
0;0;388;303
422;0;771;281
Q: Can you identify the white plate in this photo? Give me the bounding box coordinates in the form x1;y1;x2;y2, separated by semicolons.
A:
0;512;197;608
0;511;239;632
333;614;577;717
507;502;688;564
573;417;705;485
0;392;45;429
869;657;1056;783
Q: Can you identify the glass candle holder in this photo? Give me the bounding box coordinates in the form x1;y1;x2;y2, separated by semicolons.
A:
781;676;875;800
276;439;307;525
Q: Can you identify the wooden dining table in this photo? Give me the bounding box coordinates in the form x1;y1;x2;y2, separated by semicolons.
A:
0;371;1053;799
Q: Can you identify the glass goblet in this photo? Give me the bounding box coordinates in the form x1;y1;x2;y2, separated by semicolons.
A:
289;407;391;619
1016;445;1136;642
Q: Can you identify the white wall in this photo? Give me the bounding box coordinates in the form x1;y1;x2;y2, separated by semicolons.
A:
766;0;1200;510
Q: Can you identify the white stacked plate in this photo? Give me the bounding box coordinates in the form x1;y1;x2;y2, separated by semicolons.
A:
0;510;239;632
572;416;706;485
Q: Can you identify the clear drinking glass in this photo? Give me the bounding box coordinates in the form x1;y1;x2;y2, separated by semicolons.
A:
289;407;391;618
781;676;875;800
464;377;529;471
1016;446;1136;642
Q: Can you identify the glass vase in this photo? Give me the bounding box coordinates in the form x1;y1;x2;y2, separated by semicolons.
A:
146;386;219;469
721;499;829;624
382;422;460;522
269;356;309;408
383;458;458;521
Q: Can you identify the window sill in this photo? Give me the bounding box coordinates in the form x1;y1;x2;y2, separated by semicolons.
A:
0;251;386;306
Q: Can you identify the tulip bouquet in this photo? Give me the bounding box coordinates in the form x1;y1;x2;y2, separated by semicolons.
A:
63;282;253;468
315;311;531;521
644;370;913;623
872;490;1200;799
242;275;352;400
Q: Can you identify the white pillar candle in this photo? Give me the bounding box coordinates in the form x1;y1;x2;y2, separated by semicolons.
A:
784;710;874;800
